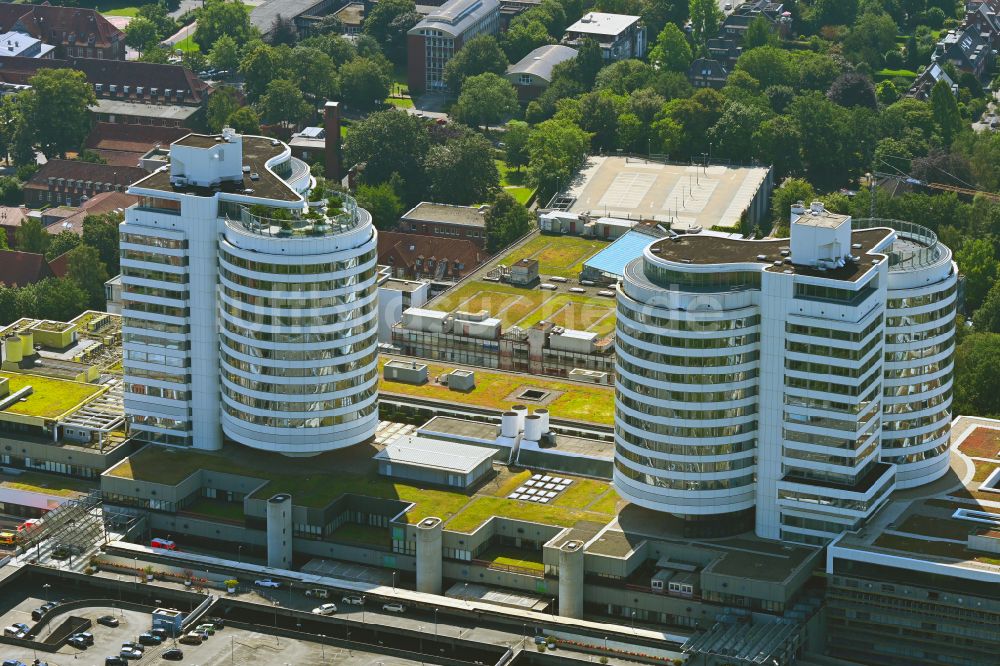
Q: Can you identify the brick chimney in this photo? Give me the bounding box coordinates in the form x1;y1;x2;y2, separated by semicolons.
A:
324;101;341;182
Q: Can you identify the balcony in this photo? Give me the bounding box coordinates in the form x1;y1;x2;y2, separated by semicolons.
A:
227;190;364;239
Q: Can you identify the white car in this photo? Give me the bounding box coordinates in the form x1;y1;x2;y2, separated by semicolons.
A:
382;602;406;613
254;578;281;588
342;595;364;605
312;603;338;615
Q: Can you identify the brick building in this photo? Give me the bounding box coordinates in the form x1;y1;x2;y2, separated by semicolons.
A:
24;160;146;208
407;0;500;94
398;202;489;248
378;231;486;281
0;3;124;60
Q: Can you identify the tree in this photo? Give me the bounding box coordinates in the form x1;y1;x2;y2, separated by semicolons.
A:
137;2;177;39
268;15;297;46
356;182;404;229
15;217;48;254
209;34;241;73
182;50;209;75
0;176;21;205
642;0;689;40
707;101;771;162
82;212;122;275
227;107;260;134
954;333;1000;418
342;110;430;199
744;15;776;49
649;23;692;73
595;60;655;95
974;280;1000;334
206;86;241;132
957;237;999;312
526;119;590;199
66;245;109;310
364;0;418;64
504;120;531;171
313;14;344;35
124;17;159;55
139;46;171;64
194;0;254;51
33;278;88;322
257;79;310;127
573;38;604;89
339;58;391;111
24;68;95;158
930;79;962;145
484;191;533;253
426;133;500;205
292;46;339;99
843;9;896;68
45;230;80;260
827;71;877;109
453;73;518;130
689;0;722;49
443;36;508;93
753;115;802;178
239;43;293;101
577;92;620;151
770;178;816;234
502;19;554;62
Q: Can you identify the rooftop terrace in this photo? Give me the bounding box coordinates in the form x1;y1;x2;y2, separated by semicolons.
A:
130;134;299;203
0;371;103;420
105;442;619;534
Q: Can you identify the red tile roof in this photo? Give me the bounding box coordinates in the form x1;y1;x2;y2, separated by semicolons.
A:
85;123;190;154
47;249;70;278
0;3;123;50
25;159;147;192
378;231;486;280
0;249;54;287
46;191;137;236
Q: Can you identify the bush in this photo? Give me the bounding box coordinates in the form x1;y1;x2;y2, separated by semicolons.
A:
883;49;904;70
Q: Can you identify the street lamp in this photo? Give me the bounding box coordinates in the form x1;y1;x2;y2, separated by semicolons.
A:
42;583;50;604
320;635;325;660
237;545;243;564
362;595;366;623
435;608;439;639
392;571;397;592
631;611;636;634
551;598;555;617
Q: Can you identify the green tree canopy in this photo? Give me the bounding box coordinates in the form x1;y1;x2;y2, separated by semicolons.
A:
257;79;311;127
443;36;508;93
930;79;962;145
209;34;241;72
973;279;1000;334
66;244;109;310
338;58;391;111
526;118;590;199
356;181;404;229
484;191;534;253
45;230;80;260
504;120;532;171
425;133;500;205
206;86;241;132
124;17;159;54
364;0;419;64
343;110;430;200
649;23;692;73
15;216;48;254
194;0;254;51
689;0;722;49
956;237;999;312
953;333;1000;418
502;19;554;62
24;68;95;158
82;212;122;275
453;73;518;130
227;107;261;134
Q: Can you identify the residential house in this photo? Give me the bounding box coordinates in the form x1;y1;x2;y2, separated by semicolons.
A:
399;202;489;248
506;44;576;100
0;3;124;60
933;24;993;82
907;62;956;100
83;123;191;168
45;191;138;237
24;160;146;209
562;12;646;61
688;57;729;89
407;0;501;93
0;206;31;247
378;231;485;281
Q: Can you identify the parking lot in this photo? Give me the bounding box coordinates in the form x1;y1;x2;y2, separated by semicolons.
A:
0;604;418;665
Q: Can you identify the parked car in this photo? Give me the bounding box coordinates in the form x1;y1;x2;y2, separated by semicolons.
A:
341;595;364;605
254;578;281;588
105;657;126;666
4;623;26;638
121;642;143;653
97;615;120;627
67;635;89;649
150;627;169;640
312;603;337;615
162;648;184;661
195;623;216;635
73;631;94;645
138;632;162;645
119;647;142;660
305;588;329;599
1;660;26;666
382;602;406;613
179;632;203;645
204;616;225;629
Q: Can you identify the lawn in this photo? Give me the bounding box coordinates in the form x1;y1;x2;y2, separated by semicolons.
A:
174;34;199;53
446;495;612;533
386;97;414;109
102;7;140;17
516;296;617;336
0;471;94;497
481;546;544;573
498;234;608;279
379;356;615;425
428;279;616;334
0;372;102;419
330;523;390;549
182;498;245;523
506;187;534;205
552;478;613;510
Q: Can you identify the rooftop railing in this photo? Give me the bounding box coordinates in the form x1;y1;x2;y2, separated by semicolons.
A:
852;218;947;271
227;190;364;238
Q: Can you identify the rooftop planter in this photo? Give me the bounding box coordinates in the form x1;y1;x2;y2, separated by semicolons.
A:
231;189;363;238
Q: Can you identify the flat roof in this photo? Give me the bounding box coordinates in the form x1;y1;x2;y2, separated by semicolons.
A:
92;99;200;121
565;157;770;230
381;278;427;292
646;227;891;282
402;202;485;227
409;0;500;38
565;12;640;36
583;228;659;278
129;134;299;203
375;435;497;474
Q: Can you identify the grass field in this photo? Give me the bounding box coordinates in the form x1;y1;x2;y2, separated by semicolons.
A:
496;160;536;206
0;471;94;497
0;372;102;419
429;279;616;335
175;34;199;53
498;234;608;279
386;97;414;109
102;7;140;17
481;546;544;573
182;498;245;523
330;523;390;548
379;357;615;424
447;495;614;533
